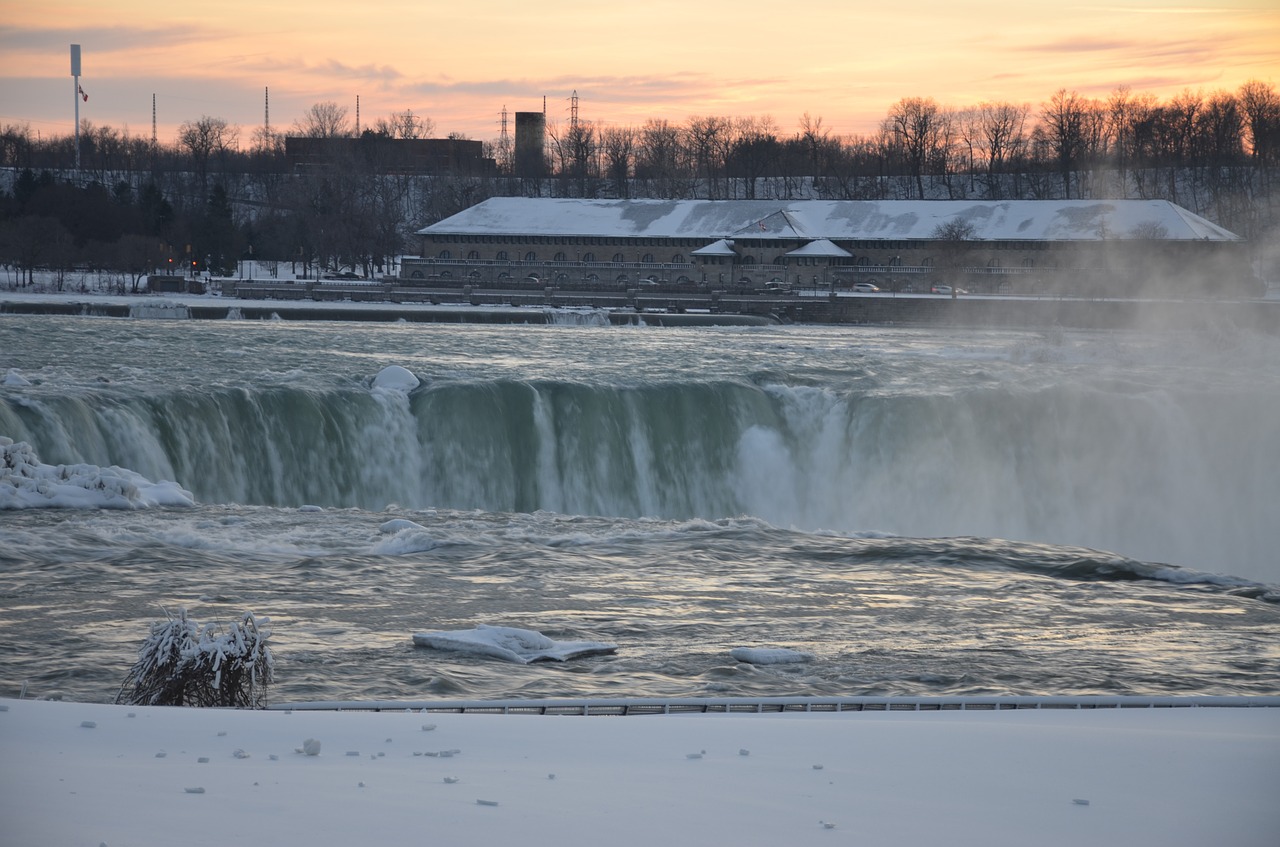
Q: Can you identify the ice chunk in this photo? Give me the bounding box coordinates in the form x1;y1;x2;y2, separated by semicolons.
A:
4;369;32;387
411;624;617;664
729;647;813;665
372;365;420;392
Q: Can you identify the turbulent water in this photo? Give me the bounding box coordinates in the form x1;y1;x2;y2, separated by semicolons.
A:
1;314;1278;703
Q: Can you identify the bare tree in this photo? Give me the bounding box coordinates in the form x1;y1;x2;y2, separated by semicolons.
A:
1038;89;1097;198
976;101;1029;198
600;125;636;196
373;110;436;139
293;101;352;138
684;115;730;199
798;113;831;189
178;116;238;195
250;125;284;156
636;118;686;197
1238;80;1280;179
725;115;781;199
885;97;950;199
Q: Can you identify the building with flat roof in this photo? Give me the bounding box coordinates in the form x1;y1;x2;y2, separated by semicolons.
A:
284;136;494;175
404;198;1251;296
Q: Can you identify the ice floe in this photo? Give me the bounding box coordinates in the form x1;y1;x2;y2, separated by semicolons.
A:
411;624;618;664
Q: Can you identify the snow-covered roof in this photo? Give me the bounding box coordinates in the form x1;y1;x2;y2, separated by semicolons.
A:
690;239;737;256
420;198;1242;242
786;238;853;258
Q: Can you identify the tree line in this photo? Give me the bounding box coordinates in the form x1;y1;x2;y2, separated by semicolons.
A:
2;82;1278;288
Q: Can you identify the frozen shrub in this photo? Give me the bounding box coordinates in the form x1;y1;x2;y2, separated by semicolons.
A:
116;608;274;708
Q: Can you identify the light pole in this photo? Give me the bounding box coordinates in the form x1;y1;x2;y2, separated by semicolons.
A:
70;44;82;173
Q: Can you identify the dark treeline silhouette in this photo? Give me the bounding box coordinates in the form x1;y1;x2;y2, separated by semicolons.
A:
2;83;1278;287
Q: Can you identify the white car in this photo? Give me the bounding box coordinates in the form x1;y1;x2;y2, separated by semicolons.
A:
852;283;880;292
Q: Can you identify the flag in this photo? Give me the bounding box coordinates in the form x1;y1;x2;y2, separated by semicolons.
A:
78;84;88;102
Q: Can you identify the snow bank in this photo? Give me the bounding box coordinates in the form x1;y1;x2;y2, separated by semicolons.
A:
1;698;1276;847
0;438;195;510
411;624;618;664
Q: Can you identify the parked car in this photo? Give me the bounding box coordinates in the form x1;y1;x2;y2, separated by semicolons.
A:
763;282;793;294
852;282;880;292
931;285;967;295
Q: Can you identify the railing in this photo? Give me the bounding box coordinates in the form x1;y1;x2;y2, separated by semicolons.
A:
268;694;1280;715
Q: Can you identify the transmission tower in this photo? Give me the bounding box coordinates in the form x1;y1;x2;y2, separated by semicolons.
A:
570;90;579;131
498;105;512;172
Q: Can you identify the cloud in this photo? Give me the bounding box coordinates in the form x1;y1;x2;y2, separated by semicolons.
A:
0;24;222;54
235;56;404;83
399;71;786;111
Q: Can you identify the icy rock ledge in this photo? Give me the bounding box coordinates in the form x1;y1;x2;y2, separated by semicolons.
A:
0;438;195;510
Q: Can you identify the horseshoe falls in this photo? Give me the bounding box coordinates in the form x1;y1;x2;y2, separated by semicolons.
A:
2;316;1277;704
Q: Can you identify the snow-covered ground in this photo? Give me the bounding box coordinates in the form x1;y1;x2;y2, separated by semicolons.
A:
1;698;1276;846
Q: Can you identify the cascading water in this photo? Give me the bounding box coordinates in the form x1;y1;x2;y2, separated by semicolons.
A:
3;368;1275;580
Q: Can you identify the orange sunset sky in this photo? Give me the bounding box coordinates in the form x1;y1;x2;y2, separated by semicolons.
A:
2;0;1278;145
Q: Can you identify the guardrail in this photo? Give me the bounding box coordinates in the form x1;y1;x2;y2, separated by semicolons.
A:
268;694;1280;715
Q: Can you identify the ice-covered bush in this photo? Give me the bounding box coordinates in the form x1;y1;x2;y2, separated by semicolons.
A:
116;608;274;708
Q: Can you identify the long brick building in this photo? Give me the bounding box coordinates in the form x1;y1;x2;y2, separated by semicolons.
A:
403;198;1252;297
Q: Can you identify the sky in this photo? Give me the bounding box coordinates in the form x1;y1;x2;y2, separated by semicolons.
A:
2;1;1278;146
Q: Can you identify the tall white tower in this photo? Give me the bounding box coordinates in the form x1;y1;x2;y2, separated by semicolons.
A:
70;44;82;171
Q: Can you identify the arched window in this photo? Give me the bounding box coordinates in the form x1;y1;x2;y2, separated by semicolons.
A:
524;251;537;262
641;253;655;264
988;258;1001;268
612;253;625;263
857;256;870;266
496;250;508;261
553;251;567;262
437;250;451;259
410;270;424;279
439;270;452;278
742;255;756;264
922;257;935;267
582;252;595;263
555;272;568;282
1022;257;1035;268
467;269;481;278
773;256;787;265
616;274;629;283
671;253;685;264
586;273;599;282
467;250;480;260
